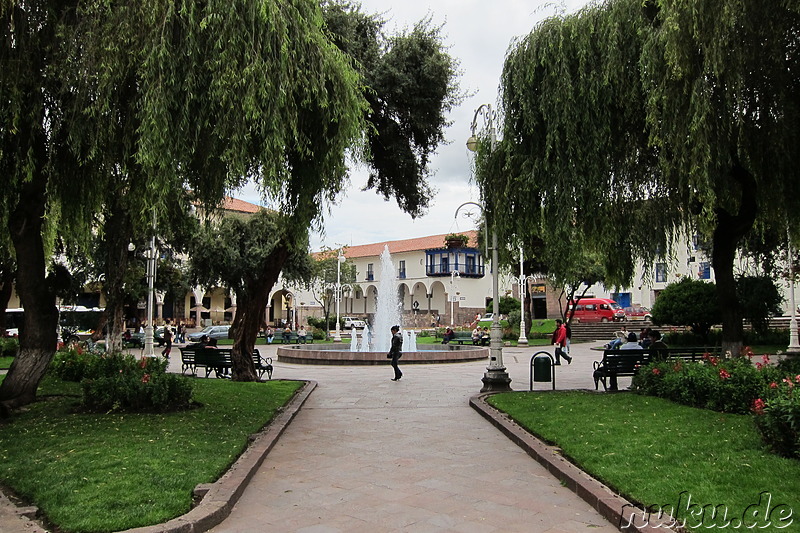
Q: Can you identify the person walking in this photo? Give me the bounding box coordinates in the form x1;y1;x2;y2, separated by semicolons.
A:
161;323;173;359
551;319;572;365
387;325;403;381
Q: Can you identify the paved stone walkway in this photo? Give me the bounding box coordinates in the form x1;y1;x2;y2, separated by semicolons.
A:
205;342;621;532
1;341;630;532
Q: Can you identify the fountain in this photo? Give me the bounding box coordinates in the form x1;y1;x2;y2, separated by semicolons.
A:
276;245;488;365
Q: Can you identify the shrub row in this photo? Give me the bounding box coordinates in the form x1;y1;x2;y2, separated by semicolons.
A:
633;353;800;458
662;328;789;347
0;337;18;357
50;347;193;413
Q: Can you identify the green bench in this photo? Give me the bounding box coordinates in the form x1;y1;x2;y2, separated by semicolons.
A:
180;347;273;380
451;332;474;345
593;346;720;391
270;331;313;344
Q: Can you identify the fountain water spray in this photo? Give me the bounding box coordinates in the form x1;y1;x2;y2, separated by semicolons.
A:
371;246;402;353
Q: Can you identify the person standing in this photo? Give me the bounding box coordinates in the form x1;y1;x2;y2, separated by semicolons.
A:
387;325;403;381
551;319;572;365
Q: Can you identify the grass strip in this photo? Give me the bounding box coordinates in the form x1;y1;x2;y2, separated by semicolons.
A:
0;375;302;533
0;356;13;369
488;391;800;531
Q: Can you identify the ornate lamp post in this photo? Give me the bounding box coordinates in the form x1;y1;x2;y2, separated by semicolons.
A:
333;249;346;342
456;205;512;391
143;210;157;358
517;245;528;346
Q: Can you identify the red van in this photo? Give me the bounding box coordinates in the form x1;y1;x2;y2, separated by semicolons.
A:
568;298;625;323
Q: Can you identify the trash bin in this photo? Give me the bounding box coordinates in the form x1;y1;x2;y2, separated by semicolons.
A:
530;351;556;391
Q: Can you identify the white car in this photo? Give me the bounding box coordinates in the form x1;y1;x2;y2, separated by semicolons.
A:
342;317;366;329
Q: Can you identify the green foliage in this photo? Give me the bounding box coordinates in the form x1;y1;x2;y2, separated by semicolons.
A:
50;348;193;413
753;376;800;459
0;337;18;357
650;278;720;338
662;328;789;348
632;354;792;416
488;0;800;349
488;295;520;316
736;275;784;334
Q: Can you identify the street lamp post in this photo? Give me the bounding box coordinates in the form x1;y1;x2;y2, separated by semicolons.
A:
450;271;460;327
788;236;800;354
517;245;528;346
143;209;157;358
334;250;346;342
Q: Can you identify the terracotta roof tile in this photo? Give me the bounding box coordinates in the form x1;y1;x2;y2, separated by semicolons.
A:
338;231;479;258
222;197;261;214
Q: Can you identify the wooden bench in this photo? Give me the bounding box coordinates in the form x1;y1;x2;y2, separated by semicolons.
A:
593;346;720;391
124;333;144;349
180;347;273;380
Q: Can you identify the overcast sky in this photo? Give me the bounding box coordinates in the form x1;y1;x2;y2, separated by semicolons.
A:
234;0;592;251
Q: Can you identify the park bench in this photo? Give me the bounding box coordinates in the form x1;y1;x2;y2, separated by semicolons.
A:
271;331;312;344
593;346;721;391
124;332;144;349
179;347;273;380
451;332;474;345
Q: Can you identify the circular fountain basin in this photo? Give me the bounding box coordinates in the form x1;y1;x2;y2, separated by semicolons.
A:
277;344;489;365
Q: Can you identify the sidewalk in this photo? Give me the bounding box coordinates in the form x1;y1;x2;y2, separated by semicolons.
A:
1;341;632;532
203;342;621;532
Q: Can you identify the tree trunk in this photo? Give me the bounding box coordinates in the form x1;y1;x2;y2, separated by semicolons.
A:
0;167;57;414
712;162;758;357
102;204;133;353
230;245;289;381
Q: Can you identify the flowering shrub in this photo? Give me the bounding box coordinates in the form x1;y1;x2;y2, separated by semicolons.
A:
632;352;787;415
752;374;800;458
50;349;193;412
633;350;800;457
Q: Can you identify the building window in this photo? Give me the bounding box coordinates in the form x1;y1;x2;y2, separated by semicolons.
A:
441;256;449;273
465;255;476;275
698;262;711;279
367;263;374;281
655;263;667;283
398;260;406;279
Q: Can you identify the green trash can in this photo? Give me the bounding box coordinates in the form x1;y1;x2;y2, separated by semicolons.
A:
530;351;556;391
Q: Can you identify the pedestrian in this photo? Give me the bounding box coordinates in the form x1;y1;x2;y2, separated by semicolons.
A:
266;326;274;344
387;325;403;381
551;319;572;365
161;323;173;359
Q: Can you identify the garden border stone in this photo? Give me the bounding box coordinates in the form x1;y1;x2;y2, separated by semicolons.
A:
470;391;682;533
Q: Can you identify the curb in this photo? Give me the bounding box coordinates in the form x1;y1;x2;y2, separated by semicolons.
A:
470;392;680;533
120;379;317;533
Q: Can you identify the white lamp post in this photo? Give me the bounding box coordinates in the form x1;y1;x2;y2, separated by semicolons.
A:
450;271;460;327
333;250;346;342
517;245;528;346
788;235;800;354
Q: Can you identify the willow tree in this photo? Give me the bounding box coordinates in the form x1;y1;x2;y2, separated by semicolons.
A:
0;0;367;410
480;0;800;355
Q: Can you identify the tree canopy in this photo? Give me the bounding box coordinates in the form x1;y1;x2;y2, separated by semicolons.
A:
0;0;368;409
479;0;800;354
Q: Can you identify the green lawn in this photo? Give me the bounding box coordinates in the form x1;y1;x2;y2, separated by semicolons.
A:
488;391;800;531
0;356;13;369
0;374;302;533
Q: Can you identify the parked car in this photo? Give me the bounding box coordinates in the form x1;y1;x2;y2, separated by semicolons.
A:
342;317;366;329
623;306;652;321
568;298;625;323
186;325;231;342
